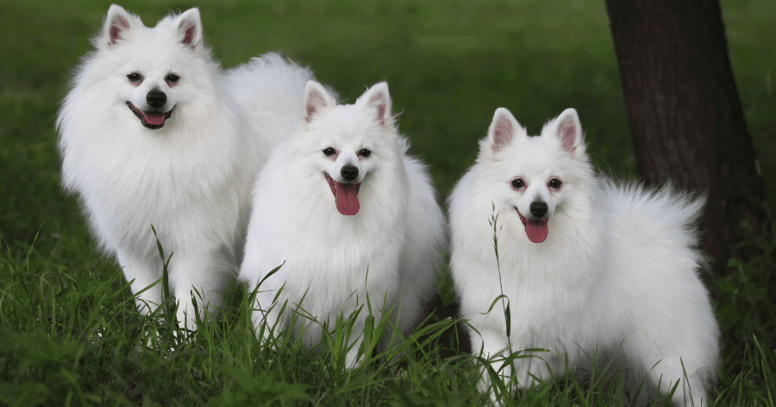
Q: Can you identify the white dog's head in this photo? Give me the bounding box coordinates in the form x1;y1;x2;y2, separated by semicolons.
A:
477;107;591;243
91;5;214;130
290;80;400;216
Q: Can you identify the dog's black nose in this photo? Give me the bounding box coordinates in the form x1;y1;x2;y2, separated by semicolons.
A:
341;165;359;181
146;90;167;108
530;201;548;218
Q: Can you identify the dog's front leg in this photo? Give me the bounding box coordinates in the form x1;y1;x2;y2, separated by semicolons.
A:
117;250;164;316
512;350;552;390
472;327;513;403
170;246;231;331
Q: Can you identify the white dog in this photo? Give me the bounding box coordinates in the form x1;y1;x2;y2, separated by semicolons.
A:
57;5;314;329
448;107;719;406
240;81;446;367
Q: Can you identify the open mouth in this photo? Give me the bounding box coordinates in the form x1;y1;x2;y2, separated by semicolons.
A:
516;208;550;244
324;172;362;216
127;102;174;129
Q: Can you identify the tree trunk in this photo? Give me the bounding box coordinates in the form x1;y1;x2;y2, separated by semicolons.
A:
605;0;768;275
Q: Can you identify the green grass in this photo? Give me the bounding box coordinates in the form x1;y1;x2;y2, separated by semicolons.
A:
1;0;775;405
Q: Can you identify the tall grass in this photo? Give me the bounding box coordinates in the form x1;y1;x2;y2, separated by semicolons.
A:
1;217;773;405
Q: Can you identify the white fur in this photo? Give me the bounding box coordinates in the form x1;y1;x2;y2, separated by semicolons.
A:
240;81;446;367
449;107;719;406
57;5;314;330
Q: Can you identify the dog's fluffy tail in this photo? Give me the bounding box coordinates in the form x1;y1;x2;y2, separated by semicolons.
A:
602;179;706;256
224;52;318;143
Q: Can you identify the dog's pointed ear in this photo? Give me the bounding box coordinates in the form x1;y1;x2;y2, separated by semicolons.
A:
103;5;137;47
482;108;523;156
175;8;203;50
358;82;393;129
548;108;585;157
303;80;336;123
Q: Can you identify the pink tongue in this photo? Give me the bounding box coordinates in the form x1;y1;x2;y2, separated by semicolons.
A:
144;112;166;125
335;182;360;216
525;220;549;243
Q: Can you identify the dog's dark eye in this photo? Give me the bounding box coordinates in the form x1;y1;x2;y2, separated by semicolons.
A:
165;73;180;85
548;179;562;189
323;147;336;157
359;148;371;158
511;179;525;189
127;73;142;83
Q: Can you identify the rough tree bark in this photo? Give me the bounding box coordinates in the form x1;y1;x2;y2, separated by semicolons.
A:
605;0;768;275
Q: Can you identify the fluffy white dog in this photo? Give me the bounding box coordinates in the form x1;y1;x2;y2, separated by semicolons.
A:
57;5;313;329
448;107;719;406
240;81;446;367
